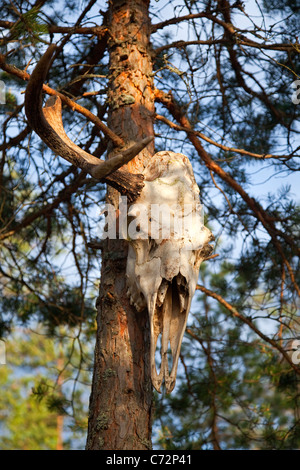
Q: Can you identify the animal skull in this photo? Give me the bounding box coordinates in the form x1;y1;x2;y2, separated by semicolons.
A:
125;151;214;393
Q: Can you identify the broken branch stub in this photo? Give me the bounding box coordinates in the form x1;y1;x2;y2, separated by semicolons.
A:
24;44;153;200
125;151;214;394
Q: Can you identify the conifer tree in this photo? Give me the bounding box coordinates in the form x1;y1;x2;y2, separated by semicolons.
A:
0;0;299;450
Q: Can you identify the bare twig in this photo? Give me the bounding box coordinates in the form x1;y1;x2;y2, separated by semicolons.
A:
196;284;300;375
155;114;297;161
155;88;300;296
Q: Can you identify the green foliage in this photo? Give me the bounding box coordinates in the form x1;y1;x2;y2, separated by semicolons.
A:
0;326;91;450
9;6;48;43
154;284;300;450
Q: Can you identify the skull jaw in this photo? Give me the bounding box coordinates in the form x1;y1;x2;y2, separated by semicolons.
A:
126;276;189;394
149;281;190;394
151;357;177;394
126;249;213;394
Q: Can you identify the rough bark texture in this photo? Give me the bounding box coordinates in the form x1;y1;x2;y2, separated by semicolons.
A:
106;0;155;171
86;0;155;450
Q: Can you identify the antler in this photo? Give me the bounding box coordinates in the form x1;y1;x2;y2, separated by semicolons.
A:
25;45;153;201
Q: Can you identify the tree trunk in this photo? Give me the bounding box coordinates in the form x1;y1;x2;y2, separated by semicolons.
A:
86;0;155;450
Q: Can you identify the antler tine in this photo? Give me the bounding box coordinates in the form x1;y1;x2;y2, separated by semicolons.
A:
25;45;153;182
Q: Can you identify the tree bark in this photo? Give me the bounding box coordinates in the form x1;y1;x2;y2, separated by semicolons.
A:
86;0;155;450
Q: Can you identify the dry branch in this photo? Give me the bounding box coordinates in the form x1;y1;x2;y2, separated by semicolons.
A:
155;88;300;296
196;284;300;375
0;19;107;37
155;114;297;161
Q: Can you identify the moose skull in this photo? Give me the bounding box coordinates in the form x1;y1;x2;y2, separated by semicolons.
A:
125;151;214;393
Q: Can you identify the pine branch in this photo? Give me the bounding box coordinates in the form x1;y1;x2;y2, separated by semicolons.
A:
196;284;300;375
155;87;300;296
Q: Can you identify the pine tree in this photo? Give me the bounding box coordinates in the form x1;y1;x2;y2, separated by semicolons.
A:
0;0;299;450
